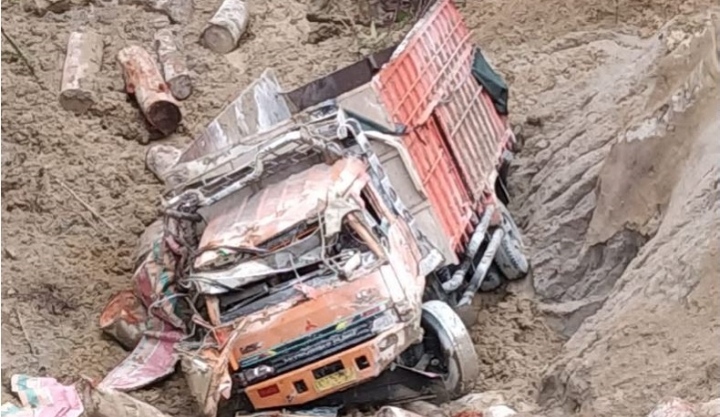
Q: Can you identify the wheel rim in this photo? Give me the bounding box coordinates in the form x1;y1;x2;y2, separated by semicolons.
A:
420;301;479;397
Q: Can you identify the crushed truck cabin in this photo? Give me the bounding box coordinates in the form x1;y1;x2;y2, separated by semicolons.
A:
98;1;529;416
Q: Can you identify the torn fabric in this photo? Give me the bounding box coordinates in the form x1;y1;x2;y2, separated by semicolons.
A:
1;375;83;417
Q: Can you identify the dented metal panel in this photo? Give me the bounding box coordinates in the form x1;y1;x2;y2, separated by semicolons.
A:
178;69;292;163
374;0;510;251
335;85;456;262
195;158;369;268
228;271;393;365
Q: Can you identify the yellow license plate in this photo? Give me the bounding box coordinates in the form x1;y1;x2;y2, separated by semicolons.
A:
314;369;356;392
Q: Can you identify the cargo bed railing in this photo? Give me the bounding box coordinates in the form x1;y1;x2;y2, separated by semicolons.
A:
163;109;342;207
164;122;343;208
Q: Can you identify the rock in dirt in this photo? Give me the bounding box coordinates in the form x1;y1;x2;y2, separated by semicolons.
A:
444;392;508;415
699;399;720;417
647;399;697;417
202;0;249;54
87;386;172;417
60;31;103;114
117;45;181;136
154;28;192;100
376;407;425;417
404;401;448;417
484;406;517;417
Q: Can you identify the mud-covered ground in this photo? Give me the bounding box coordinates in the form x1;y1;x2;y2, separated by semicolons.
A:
2;0;718;416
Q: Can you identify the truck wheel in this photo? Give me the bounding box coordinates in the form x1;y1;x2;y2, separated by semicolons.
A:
479;265;504;292
421;300;479;399
494;203;529;280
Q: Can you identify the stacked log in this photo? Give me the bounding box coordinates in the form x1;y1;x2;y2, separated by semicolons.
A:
153;28;192;100
201;0;249;54
117;45;181;135
60;31;104;114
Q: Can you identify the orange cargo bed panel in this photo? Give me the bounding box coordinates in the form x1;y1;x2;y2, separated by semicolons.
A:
374;0;510;252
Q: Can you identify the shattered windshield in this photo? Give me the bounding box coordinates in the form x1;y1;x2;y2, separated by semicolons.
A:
190;212;383;280
192;220;320;272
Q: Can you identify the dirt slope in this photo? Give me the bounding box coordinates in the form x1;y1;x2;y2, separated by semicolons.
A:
2;0;719;416
537;19;720;416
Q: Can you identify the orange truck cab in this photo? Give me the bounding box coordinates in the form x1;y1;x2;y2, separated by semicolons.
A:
158;1;528;416
179;156;461;416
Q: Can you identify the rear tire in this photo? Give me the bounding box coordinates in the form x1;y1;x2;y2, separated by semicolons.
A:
479;265;504;292
421;300;479;399
494;202;529;280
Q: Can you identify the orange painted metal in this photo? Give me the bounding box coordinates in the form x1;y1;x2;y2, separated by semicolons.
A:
243;319;421;409
230;269;391;363
245;338;381;408
374;0;510;252
195;158;369;268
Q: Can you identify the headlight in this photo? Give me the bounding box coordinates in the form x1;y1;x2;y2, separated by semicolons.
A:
239;365;274;385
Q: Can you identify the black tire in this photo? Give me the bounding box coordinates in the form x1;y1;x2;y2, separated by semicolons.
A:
479;265;504;292
494;202;529;280
421;301;479;399
494;150;512;205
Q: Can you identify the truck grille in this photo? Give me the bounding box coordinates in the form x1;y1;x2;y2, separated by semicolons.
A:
235;307;385;386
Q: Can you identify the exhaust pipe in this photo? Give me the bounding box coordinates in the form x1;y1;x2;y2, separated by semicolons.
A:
442;205;495;292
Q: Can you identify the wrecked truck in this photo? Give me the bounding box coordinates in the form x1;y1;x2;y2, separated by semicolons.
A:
100;0;528;416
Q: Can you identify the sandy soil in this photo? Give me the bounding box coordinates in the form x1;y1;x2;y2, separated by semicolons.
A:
2;0;718;416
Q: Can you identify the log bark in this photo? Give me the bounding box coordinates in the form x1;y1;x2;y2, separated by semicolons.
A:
117;45;181;136
154;28;192;100
60;31;103;114
145;143;182;184
201;0;248;54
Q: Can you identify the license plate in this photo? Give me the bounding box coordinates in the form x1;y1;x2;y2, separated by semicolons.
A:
314;369;355;392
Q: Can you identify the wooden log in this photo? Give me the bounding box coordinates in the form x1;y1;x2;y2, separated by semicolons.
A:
201;0;249;54
117;45;181;136
153;28;192;100
60;31;103;114
145;143;182;184
146;0;194;24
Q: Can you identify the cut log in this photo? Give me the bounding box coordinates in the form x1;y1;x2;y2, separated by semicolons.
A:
146;0;194;24
202;0;249;54
145;143;182;184
153;28;192;100
117;45;181;136
60;31;103;114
